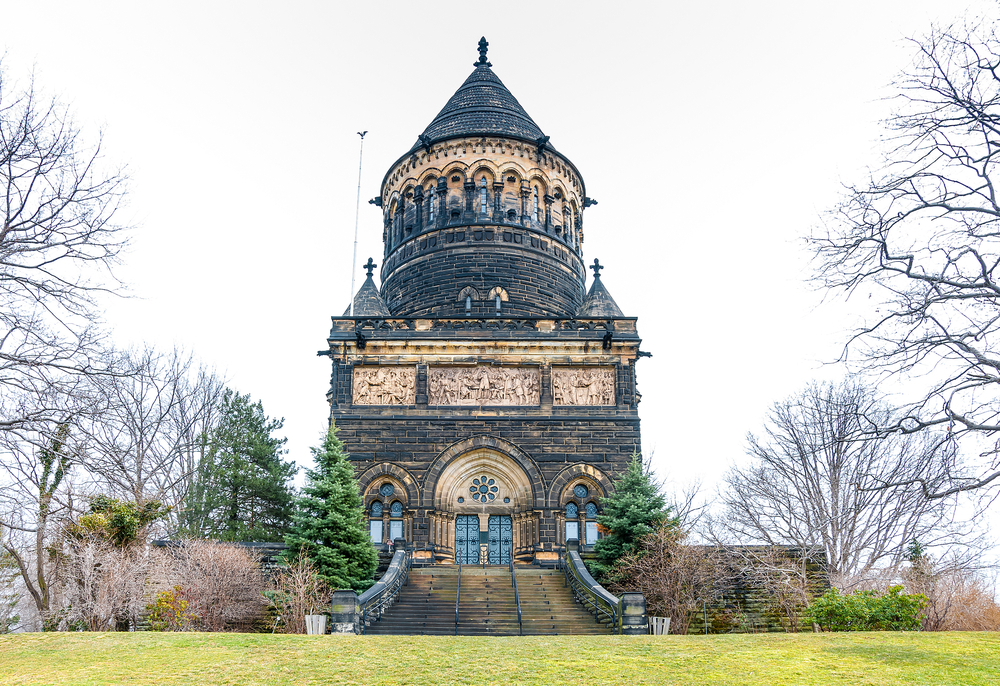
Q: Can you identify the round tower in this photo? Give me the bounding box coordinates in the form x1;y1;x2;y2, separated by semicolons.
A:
376;38;593;319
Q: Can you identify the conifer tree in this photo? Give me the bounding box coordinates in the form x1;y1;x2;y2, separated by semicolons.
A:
181;390;296;542
590;454;673;582
284;423;377;592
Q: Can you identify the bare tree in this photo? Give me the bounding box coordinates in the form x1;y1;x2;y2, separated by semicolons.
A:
0;58;131;628
0;422;77;625
0;61;129;436
811;20;1000;498
722;381;967;589
79;347;224;523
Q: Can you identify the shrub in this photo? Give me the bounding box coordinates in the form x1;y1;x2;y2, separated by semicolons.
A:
267;552;330;634
145;586;194;631
153;541;267;632
903;552;1000;631
604;521;728;635
809;585;927;631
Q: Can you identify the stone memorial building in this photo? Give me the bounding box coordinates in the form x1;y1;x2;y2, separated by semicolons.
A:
321;38;647;567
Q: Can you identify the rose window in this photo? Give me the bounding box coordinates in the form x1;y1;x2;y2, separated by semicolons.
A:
469;475;499;502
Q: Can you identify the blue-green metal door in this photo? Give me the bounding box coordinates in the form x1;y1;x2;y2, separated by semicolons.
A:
455;515;479;564
487;515;512;564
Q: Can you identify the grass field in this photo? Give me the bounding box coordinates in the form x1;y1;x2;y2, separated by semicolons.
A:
1;632;997;685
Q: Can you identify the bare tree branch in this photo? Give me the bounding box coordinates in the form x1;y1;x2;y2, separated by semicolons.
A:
811;20;1000;498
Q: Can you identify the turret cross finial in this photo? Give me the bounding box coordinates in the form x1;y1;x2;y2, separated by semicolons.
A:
364;257;377;278
475;36;492;67
590;258;604;278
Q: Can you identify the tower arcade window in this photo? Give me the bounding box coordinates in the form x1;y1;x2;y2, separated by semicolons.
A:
532;187;539;222
479;176;488;214
428;185;435;222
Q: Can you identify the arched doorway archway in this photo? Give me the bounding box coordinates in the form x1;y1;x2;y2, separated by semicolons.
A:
427;446;540;563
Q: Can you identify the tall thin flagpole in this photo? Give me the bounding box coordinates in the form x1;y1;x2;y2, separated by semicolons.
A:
349;131;367;316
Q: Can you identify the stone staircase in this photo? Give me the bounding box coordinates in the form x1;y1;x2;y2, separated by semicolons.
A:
363;564;610;636
515;567;612;635
363;565;459;635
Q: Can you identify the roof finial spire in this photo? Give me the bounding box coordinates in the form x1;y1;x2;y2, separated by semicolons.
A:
475;36;491;67
590;258;604;279
364;257;377;278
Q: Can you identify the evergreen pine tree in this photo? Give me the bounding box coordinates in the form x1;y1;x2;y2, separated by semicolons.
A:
284;423;377;592
180;389;296;542
590;454;674;582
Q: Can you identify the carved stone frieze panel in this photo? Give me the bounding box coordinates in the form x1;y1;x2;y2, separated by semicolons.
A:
428;366;539;406
552;367;616;406
352;366;416;405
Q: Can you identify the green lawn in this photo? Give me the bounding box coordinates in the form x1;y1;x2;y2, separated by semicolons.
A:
0;632;997;685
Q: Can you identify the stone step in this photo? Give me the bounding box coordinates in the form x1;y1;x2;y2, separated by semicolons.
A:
365;564;612;635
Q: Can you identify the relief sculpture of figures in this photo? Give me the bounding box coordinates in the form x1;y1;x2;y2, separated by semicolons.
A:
353;366;416;405
552;367;616;406
428;367;539;406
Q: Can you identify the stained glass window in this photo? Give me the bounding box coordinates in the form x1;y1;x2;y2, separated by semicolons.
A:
380;483;395;497
585;502;598;518
390;501;403;517
370;501;383;517
574;484;589;498
566;502;578;518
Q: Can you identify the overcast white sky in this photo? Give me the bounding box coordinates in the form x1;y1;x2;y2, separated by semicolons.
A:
2;0;993;498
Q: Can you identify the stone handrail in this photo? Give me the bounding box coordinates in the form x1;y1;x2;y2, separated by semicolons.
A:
331;538;410;635
562;539;647;635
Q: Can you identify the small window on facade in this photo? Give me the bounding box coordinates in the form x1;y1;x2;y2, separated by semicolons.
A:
565;502;579;543
380;483;395;497
465;296;472;314
480;176;488;214
495;296;501;313
390;501;403;517
428;186;435;221
369;500;383;543
574;484;589;499
585;502;598;518
586;520;598;545
532;187;539;222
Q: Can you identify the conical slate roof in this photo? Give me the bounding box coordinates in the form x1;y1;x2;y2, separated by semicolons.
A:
577;274;624;318
412;39;549;151
344;274;391;317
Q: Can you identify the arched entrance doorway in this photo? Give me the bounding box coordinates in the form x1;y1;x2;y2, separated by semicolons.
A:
429;447;537;564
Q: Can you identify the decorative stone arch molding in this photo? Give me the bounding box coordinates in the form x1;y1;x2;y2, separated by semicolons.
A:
547;463;613;509
425;435;545;510
357;462;420;510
